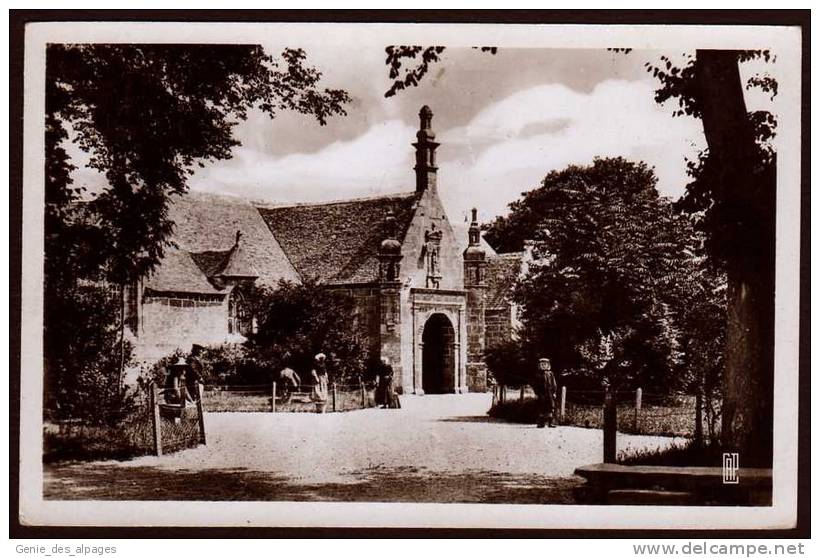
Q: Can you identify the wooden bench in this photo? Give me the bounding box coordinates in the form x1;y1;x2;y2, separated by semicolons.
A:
574;463;772;505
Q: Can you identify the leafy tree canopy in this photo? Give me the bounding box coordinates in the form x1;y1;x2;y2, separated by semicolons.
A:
244;281;373;384
47;44;350;283
485;157;696;393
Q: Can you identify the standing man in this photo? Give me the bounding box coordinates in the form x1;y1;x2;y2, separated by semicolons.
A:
186;344;205;401
536;357;558;428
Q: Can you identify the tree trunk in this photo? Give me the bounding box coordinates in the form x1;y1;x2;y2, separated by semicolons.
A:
695;51;776;467
722;262;775;467
118;281;126;392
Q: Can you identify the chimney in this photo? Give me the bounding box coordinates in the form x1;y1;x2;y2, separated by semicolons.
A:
413;105;440;193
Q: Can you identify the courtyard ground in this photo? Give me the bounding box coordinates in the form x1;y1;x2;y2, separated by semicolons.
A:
44;393;683;504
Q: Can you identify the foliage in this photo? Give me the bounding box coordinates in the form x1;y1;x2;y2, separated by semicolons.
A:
666;247;727;442
141;344;254;388
488;396;698;437
643;50;777;465
617;438;725;467
484;158;693;393
44;44;350;416
47;44;350;285
644;50;777;268
484;339;532;387
245;280;373;384
383;45;495;97
43;415;155;463
43;283;137;426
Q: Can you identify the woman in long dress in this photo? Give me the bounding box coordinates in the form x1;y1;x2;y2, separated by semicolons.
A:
311;353;329;413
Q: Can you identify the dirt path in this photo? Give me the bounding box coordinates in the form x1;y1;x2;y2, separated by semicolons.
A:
45;394;682;503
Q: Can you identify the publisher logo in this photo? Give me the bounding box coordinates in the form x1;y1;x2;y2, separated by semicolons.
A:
722;452;739;484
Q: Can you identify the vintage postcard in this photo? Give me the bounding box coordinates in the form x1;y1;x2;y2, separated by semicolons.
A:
14;15;806;531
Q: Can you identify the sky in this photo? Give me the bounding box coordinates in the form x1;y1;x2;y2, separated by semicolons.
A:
69;46;778;224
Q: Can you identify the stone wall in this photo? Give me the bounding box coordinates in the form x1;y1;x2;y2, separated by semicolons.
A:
485;306;515;350
135;293;228;361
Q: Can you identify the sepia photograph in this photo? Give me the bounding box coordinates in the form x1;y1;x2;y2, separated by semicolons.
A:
12;12;807;533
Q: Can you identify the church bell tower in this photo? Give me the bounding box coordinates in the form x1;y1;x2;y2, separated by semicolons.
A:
413;105;439;193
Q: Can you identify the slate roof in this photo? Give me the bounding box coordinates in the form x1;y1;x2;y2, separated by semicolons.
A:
258;192;420;284
167;192;300;286
189;249;232;278
143;192;299;295
144;248;223;295
218;237;260;278
485;252;523;309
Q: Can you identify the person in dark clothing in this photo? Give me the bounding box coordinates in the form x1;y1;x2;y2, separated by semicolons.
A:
375;357;396;409
535;357;558;428
164;357;193;405
185;345;205;401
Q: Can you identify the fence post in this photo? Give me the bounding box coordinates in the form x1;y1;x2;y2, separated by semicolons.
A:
603;384;617;463
520;385;526;401
149;381;162;457
501;384;506;404
271;381;277;413
559;385;567;422
332;383;337;412
360;379;366;408
196;382;206;445
634;387;642;431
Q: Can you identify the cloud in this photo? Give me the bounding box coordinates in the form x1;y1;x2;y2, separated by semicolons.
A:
73;75;705;226
189;79;705;223
436;80;706;221
189;119;418;204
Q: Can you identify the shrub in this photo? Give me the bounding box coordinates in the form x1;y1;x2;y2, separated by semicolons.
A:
484;340;533;388
488;398;542;423
43;411;155;462
44;283;138;426
617;438;725;467
140;343;270;388
245;280;372;384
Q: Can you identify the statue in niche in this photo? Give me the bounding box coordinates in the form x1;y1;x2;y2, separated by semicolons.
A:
423;223;443;288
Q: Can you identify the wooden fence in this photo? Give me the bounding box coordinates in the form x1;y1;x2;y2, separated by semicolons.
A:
148;381;207;457
492;383;705;461
201;380;375;414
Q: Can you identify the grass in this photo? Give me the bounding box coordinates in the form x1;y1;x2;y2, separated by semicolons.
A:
488;395;697;437
201;387;375;413
617;438;726;466
43;415;156;463
44;406;205;462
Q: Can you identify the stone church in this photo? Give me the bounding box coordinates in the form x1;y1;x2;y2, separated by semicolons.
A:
126;106;519;393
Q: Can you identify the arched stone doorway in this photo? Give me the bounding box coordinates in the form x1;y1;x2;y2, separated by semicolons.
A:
422;313;456;394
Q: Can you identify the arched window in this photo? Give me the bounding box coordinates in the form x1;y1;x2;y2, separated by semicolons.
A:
228;289;250;337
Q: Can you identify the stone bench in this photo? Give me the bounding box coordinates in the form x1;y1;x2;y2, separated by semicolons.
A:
574;463;772;505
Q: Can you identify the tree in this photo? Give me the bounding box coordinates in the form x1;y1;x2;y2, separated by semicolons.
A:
383;47;778;466
244;281;373;384
46;44;350;386
645;50;777;466
669;247;728;443
484;158;691;394
44;282;136;426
